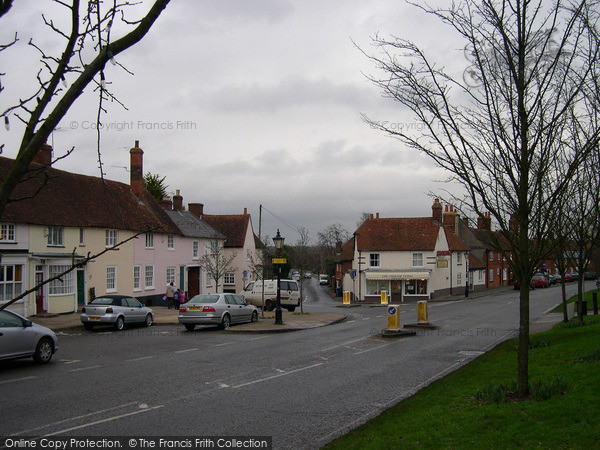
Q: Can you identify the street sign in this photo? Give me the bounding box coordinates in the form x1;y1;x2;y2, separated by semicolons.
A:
272;258;287;264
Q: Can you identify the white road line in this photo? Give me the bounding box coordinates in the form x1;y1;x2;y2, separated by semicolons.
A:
175;348;198;354
60;359;81;365
216;342;234;347
346;320;356;323
69;365;103;372
322;337;368;352
231;363;323;389
361;317;371;321
0;376;36;385
354;343;393;355
127;356;155;362
38;404;164;437
249;336;269;341
11;402;140;436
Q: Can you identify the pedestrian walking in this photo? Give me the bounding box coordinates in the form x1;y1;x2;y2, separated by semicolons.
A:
166;282;176;309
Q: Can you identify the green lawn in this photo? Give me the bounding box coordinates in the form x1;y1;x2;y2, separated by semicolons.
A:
553;287;600;313
325;316;600;449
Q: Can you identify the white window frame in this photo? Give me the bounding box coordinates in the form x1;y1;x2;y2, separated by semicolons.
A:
0;264;23;302
166;266;176;285
224;273;235;285
478;270;484;282
105;229;118;247
489;251;494;262
47;226;63;247
145;232;154;249
133;265;141;291
1;223;16;242
193;241;199;259
457;252;462;265
106;266;117;293
503;268;508;281
369;253;380;268
210;241;219;255
489;269;494;282
412;252;424;268
48;265;74;295
457;272;462;285
79;228;85;246
167;234;175;250
145;265;154;289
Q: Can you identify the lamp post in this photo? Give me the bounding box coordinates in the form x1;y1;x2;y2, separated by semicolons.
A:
273;229;285;325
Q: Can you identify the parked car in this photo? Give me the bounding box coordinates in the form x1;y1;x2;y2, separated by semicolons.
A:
241;279;300;311
304;272;312;279
548;274;557;285
319;274;329;285
553;273;562;283
0;310;58;364
80;295;154;331
513;279;535;290
563;273;574;283
178;293;258;331
532;275;549;288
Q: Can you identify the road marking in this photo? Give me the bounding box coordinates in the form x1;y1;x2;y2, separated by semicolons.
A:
37;404;164;437
354;343;392;355
216;342;234;347
175;348;198;354
218;383;229;388
127;356;155;362
361;317;371;321
231;363;323;389
60;359;81;365
322;337;367;352
346;320;356;323
250;336;269;341
458;350;485;357
0;376;36;385
275;368;286;373
69;365;102;372
10;401;140;436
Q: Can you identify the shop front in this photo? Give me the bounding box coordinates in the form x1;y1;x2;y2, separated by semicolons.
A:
364;271;430;302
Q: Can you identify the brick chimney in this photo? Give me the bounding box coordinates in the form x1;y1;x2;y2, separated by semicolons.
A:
130;140;143;197
432;198;442;223
189;203;204;218
443;205;459;232
376;213;380;219
33;142;53;166
160;197;172;210
477;212;492;230
243;207;248;215
173;189;183;212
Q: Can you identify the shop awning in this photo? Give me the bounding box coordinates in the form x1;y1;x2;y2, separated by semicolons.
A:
365;271;430;280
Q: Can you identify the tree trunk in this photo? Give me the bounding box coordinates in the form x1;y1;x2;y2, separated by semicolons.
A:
561;281;569;323
517;285;530;397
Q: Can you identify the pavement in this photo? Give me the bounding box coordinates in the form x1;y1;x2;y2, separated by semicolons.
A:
30;306;349;333
29;285;566;335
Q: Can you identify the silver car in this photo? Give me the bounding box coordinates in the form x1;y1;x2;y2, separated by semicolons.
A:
178;293;258;331
80;295;154;331
0;310;58;364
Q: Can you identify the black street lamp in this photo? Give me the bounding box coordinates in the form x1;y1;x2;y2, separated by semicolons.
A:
273;229;285;325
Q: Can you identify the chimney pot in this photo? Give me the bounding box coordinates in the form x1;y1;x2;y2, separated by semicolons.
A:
173;189;183;212
376;213;379;219
244;207;247;215
130;141;143;197
33;142;53;166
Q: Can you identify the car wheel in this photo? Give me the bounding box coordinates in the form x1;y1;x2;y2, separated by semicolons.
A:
144;314;153;327
287;307;296;312
185;324;195;332
33;337;53;364
265;300;274;311
83;323;94;330
220;314;231;330
251;310;258;323
114;316;125;331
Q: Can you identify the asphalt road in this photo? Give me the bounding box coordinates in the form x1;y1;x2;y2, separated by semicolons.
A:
0;279;593;449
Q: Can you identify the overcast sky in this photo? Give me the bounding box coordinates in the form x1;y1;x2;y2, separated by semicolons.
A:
1;0;466;244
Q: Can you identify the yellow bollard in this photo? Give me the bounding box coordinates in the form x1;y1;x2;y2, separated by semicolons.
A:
381;290;388;305
387;305;400;331
343;291;351;305
417;301;428;323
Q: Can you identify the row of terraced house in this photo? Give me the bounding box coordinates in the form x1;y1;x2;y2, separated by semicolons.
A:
0;141;265;318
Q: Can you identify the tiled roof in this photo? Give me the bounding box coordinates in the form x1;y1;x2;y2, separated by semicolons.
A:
165;210;224;239
341;239;354;261
0;156;180;234
355;217;470;252
469;253;486;269
202;214;251;248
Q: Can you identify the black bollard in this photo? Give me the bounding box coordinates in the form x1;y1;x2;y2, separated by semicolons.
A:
593;292;598;315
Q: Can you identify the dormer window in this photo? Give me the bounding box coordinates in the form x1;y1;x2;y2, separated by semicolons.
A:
145;232;154;249
47;226;63;246
0;223;15;242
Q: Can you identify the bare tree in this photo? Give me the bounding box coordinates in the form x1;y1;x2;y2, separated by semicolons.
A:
363;1;600;396
0;0;170;218
200;236;237;294
294;227;311;314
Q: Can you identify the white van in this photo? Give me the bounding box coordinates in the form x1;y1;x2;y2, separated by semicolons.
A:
241;279;300;312
319;274;329;285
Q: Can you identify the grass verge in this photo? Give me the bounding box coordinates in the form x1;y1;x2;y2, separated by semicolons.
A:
325;316;600;449
552;288;599;313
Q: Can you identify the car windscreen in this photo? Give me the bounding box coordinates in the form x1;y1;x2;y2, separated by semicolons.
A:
90;297;119;305
188;295;220;304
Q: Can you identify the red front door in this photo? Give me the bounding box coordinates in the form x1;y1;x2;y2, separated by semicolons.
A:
35;270;45;313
